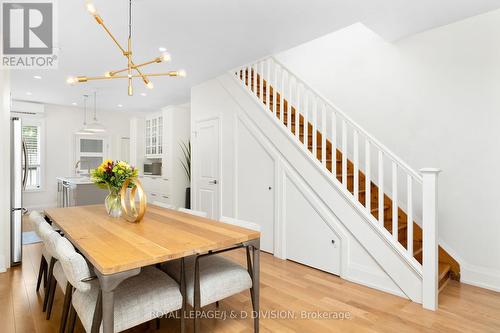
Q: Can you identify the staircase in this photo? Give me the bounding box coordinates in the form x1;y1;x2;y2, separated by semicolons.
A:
232;57;459;309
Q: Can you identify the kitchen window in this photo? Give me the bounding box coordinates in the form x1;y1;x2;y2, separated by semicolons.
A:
75;136;109;175
22;120;44;191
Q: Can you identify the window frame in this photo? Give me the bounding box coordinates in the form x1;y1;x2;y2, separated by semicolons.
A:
74;134;110;176
22;118;46;192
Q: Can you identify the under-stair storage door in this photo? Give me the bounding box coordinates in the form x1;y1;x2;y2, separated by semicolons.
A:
194;118;220;219
285;177;340;275
237;121;275;254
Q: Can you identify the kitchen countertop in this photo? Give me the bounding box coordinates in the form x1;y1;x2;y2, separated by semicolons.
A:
56;176;94;185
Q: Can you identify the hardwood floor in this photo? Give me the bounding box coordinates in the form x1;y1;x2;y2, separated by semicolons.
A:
0;243;499;333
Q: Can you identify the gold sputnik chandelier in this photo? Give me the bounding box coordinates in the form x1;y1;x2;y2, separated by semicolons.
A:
67;0;186;96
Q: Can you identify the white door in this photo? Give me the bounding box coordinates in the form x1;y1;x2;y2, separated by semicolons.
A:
237;121;275;253
194;118;220;219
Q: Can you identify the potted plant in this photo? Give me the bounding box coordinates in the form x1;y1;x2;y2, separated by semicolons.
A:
180;140;191;209
90;160;138;217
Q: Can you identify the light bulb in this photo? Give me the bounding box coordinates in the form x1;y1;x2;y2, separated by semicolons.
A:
85;0;97;15
66;76;77;85
160;52;171;62
177;69;187;78
146;81;154;89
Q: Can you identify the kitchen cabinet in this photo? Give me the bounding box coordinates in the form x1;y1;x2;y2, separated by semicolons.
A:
140;175;170;205
130;104;190;208
57;177;107;207
145;113;163;158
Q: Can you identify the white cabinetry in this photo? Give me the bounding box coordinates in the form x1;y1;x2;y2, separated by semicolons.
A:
131;104;190;209
145;113;163;158
140;176;170;204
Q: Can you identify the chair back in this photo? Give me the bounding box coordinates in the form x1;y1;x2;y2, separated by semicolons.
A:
219;216;261;232
29;211;46;237
178;208;208;218
38;221;61;259
153;201;176;209
55;237;93;292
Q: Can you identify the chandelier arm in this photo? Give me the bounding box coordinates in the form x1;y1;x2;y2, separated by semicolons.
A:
80;72;182;82
94;16;127;54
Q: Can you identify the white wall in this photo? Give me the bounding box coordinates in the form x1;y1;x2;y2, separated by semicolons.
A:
275;12;500;291
23;104;134;210
164;104;191;208
0;70;11;272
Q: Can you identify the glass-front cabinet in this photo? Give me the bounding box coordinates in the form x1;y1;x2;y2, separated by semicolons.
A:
145;113;164;158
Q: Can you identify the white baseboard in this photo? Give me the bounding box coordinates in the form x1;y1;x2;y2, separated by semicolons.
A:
461;264;500;292
25;202;57;212
0;254;7;273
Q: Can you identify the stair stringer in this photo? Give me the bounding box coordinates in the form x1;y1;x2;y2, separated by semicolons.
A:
219;73;423;303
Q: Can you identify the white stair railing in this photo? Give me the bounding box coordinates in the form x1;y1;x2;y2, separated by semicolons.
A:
232;56;441;310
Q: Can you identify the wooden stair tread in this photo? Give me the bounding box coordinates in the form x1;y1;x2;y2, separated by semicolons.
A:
384;221;407;232
370;205;390;213
439;263;451;281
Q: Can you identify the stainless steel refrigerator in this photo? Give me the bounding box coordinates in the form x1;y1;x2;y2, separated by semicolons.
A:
10;117;27;265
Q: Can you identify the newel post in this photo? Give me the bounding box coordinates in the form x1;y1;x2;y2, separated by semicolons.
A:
420;168;441;311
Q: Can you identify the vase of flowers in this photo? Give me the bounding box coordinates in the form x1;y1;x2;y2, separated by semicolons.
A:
90;160;138;218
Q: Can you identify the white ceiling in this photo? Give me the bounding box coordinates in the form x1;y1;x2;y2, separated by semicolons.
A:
10;0;500;112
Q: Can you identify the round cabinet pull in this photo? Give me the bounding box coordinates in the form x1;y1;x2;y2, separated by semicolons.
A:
331;240;335;245
268;186;272;190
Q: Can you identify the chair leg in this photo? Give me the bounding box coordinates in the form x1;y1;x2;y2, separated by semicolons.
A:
43;258;48;288
59;283;72;333
193;256;201;333
46;275;57;319
36;256;45;292
67;304;77;333
43;258;56;312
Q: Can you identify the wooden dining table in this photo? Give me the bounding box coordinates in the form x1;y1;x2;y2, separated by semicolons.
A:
44;204;261;333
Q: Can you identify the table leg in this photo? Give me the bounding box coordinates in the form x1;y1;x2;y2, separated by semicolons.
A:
180;258;186;333
95;268;141;333
252;239;260;333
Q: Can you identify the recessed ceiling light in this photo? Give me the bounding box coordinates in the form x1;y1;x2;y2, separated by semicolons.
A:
72;102;77;106
140;93;147;97
158;47;167;52
26;92;32;96
117;104;123;108
33;75;42;80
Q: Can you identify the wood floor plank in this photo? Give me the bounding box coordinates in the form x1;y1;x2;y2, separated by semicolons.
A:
0;243;499;333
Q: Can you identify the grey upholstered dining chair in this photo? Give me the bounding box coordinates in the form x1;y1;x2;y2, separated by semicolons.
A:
162;216;261;333
29;211;51;292
55;237;184;333
37;220;72;333
153;201;176;209
177;207;208;218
